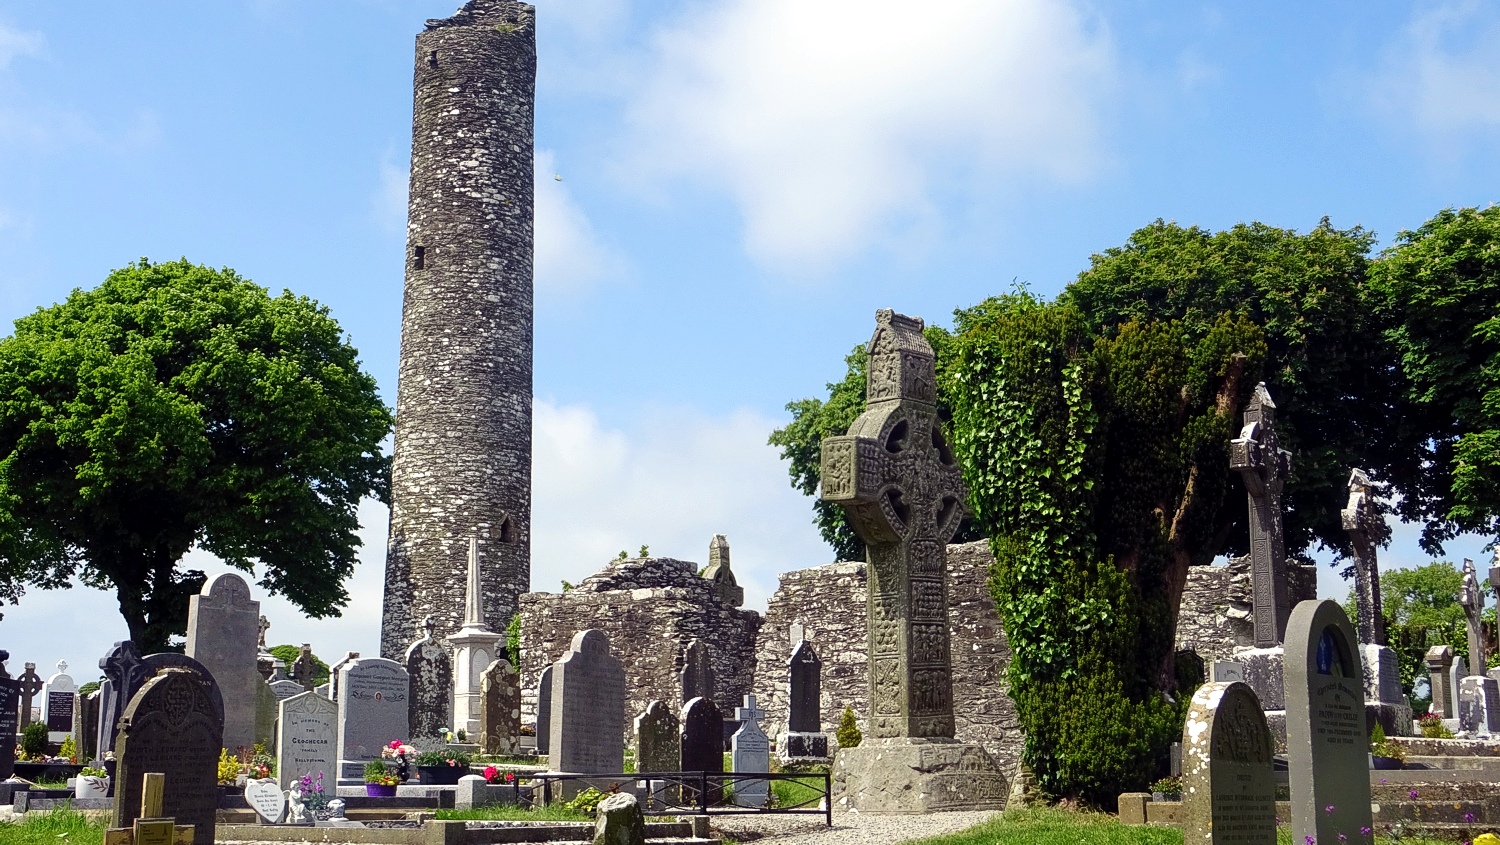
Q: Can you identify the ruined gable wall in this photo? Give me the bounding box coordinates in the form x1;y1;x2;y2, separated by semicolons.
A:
1173;555;1320;668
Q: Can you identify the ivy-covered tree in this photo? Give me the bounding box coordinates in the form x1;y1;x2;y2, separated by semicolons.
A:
0;259;392;652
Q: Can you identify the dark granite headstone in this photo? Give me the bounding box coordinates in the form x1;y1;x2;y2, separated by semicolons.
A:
112;666;223;845
0;677;18;779
480;658;520;755
1181;681;1276;844
98;641;146;753
536;664;553;755
1286;600;1371;844
788;640;821;732
681;696;724;804
78;690;100;761
681;639;714;704
45;688;74;733
405;618;452;744
549;629;625;774
634;700;679;775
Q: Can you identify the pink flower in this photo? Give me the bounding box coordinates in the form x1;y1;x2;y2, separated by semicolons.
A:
389;740;401;749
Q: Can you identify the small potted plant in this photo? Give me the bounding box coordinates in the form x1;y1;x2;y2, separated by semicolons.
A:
1370;725;1407;770
415;749;472;785
75;766;109;799
382;741;414;782
1418;711;1455;739
483;765;518;786
364;760;399;797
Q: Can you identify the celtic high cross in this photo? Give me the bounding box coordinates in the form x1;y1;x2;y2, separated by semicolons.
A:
821;310;968;739
1342;468;1389;646
1230;382;1293;648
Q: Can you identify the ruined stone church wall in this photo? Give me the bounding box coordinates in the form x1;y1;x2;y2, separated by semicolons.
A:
518;556;761;738
1173;555;1319;668
751;541;1023;774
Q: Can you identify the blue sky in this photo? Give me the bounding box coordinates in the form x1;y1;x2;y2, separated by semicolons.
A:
2;0;1500;681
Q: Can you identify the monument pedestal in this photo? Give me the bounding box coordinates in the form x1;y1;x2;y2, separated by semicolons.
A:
831;737;1008;814
1233;646;1288;751
1362;644;1414;736
777;731;829;763
1459;676;1500;736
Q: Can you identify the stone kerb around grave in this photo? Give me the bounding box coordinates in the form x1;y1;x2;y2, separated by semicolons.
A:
1285;600;1372;845
1181;681;1276;845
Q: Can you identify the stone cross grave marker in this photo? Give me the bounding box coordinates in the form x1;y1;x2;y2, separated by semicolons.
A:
536;664;553;755
820;309;969;739
480;658;520;755
185;573;261;751
1462;558;1487;675
99;640;146;754
406;617;453;744
681;639;714;704
549;629;625;774
290;644;320;694
1427;645;1456;718
16;662;41;726
335;657;409;783
1286;600;1371;844
635;700;679;775
1181;681;1276;844
112;666;223;845
680;696;723;804
44;660;76;742
1342;469;1389;646
277;690;337;790
731;695;770;808
0;674;18;779
1229;382;1293;648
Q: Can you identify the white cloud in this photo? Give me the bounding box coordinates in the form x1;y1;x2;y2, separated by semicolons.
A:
534;149;617;295
0;23;43;70
623;0;1116;272
373;149;409;235
1371;1;1500;141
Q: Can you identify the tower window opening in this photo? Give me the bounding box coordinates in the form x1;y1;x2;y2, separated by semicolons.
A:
499;516;516;543
413;245;426;270
428;50;438;67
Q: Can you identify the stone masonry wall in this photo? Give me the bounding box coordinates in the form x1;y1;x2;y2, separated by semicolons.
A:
751;541;1023;774
518;556;762;742
381;0;536;659
1173;555;1320;668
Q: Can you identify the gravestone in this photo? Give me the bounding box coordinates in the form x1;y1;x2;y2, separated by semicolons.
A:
254;681;279;751
290;643;320;693
536;664;553;755
1450;655;1469;730
1462;558;1487;675
270;679;303;700
328;652;358;701
1342;469;1411;734
680;696;723;804
405;617;453;745
1285;600;1371;845
78;689;100;761
448;537;505;738
315;683;331;697
779;639;829;761
1181;681;1276;844
276;690;338;790
1230;382;1294;648
821;309;1008;812
245;779;286;824
549;629;625;774
634;700;679;774
0;675;18;779
185;572;261;751
681;639;714;704
479;658;520;755
1211;661;1246;683
731;695;770;808
98;640;147;754
112;666;222;845
1461;675;1500;736
335;657;410;784
43;661;76;743
703;534;744;606
16;662;41;727
1428;645;1456;718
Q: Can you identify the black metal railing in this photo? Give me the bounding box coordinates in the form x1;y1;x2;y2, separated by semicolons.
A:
509;771;832;826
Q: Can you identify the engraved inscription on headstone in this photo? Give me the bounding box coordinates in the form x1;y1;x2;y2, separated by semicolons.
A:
1229;383;1293;648
405;617;452;743
549;629;625;775
336;657;410;770
731;695;770;808
112;667;223;845
44;661;76;740
1181;681;1276;844
185;572;262;751
277;691;338;790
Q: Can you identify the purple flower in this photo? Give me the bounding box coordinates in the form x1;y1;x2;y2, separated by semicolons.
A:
1466;812;1476;823
1338;835;1347;842
1410;789;1420;799
1305;837;1315;845
1325;805;1336;813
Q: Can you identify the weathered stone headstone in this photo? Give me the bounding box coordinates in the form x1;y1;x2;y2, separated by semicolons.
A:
335;657;410;784
1230;382;1294;648
277;690;338;790
1285;600;1372;845
270;679;303;700
1460;675;1500;736
15;662;41;727
536;664;553;755
112;666;222;845
731;695;770;808
448;537;505;738
549;629;625;774
43;660;76;742
820;309;1008;812
479;658;520;755
405;617;452;745
680;696;723;804
290;643;320;693
185;572;261;751
98;641;146;753
681;639;714;704
1181;681;1276;844
703;534;744;607
1451;655;1469;723
1462;558;1487;675
780;639;829;761
1428;645;1456;718
634;700;679;774
1211;661;1246;683
0;675;18;779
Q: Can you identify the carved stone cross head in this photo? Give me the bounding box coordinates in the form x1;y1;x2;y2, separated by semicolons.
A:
1230;382;1291;497
735;694;765;723
1340;468;1388;555
258;615;271;650
16;663;42;697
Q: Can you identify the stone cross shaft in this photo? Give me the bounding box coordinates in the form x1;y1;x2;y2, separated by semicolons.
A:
1342;468;1389;646
1230;382;1293;648
821;309;968;739
1461;558;1486;676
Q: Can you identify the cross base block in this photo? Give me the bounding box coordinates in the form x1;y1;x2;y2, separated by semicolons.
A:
831;737;1008;814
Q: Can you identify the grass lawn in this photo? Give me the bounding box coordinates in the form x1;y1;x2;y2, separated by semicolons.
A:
434;803;591;822
0;807;107;845
900;808;1467;845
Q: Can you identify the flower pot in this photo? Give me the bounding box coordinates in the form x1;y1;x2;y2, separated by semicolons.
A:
365;783;398;797
1372;755;1404;770
417;764;465;785
74;776;109;799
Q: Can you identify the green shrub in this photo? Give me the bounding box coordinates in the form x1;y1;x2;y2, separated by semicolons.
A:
20;722;47;758
563;787;606;816
415;749;472;767
835;706;861;749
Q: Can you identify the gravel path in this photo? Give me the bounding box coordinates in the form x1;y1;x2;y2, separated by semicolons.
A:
711;809;1001;845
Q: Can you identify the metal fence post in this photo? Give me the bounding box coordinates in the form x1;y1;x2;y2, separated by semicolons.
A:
824;772;832;827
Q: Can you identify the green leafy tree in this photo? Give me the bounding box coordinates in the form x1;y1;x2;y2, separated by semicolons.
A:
505;612;522;667
268;644;331;686
0;259;392;652
1369;207;1500;551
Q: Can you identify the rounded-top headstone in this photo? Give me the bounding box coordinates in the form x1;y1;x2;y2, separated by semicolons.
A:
112;667;223;845
203;572;252;605
1181;681;1275;844
573;629;610;655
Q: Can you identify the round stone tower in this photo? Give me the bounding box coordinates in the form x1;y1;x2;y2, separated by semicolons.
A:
381;0;535;660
